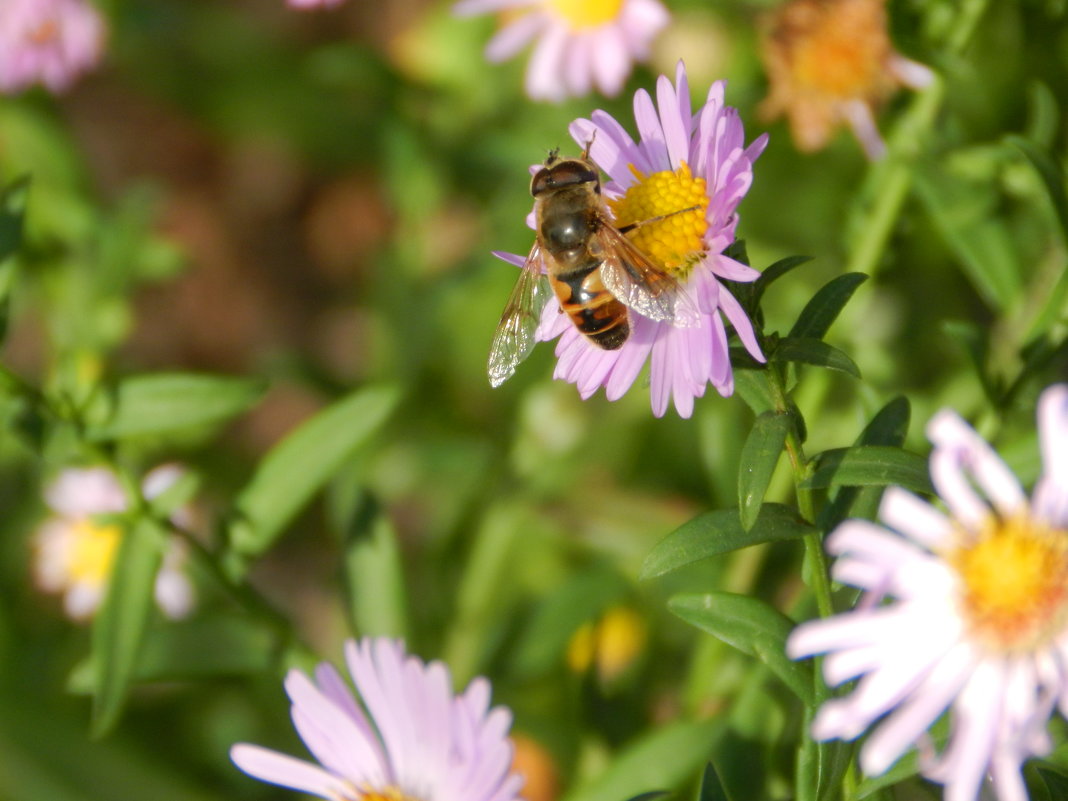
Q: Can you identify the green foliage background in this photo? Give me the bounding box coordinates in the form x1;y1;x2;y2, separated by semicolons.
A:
0;0;1065;800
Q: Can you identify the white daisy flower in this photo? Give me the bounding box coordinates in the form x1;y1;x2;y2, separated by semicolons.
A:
788;384;1068;801
32;465;195;622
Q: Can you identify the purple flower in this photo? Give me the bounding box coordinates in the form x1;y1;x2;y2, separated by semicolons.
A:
494;62;765;417
231;638;525;801
0;0;104;94
454;0;668;102
788;384;1068;801
287;0;347;9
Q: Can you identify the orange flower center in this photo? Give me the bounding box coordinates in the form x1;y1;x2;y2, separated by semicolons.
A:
949;514;1068;653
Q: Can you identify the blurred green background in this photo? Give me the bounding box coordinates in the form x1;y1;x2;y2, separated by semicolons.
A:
0;0;1066;799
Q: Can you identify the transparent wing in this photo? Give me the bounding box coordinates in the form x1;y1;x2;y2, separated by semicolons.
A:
596;224;701;327
487;242;553;387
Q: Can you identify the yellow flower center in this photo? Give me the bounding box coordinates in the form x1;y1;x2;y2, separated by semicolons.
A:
607;163;709;279
544;0;625;31
949;515;1068;653
67;520;121;585
358;787;419;801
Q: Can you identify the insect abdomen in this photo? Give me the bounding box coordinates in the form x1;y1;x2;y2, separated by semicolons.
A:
549;262;629;350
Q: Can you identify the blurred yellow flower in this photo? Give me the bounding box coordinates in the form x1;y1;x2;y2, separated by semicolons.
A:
566;605;647;685
759;0;932;159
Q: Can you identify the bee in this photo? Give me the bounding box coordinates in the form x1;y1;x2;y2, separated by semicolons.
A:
487;149;700;388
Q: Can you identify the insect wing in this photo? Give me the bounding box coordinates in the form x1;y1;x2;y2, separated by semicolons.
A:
487;242;552;387
597;224;701;327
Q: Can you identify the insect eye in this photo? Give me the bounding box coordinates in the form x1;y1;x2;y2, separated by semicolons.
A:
530;168;552;197
550;161;599;189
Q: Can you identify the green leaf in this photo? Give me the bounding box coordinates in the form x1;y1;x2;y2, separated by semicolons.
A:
560;720;722;801
0;176;29;263
797;731;853;801
90;517;164;736
757;255;812;292
853;751;921;798
228;383;400;567
818;397;912;530
801;445;932;494
748;255;812;314
788;273;868;341
87;373;266;441
697;763;732;801
857;396;910;447
738;412;791;531
641;504;815;580
1036;766;1068;801
70;615;275;691
342;500;409;639
669;592;813;705
1006;135;1068;243
914;165;1021;311
773;337;861;378
942;320;996;401
732;368;777;415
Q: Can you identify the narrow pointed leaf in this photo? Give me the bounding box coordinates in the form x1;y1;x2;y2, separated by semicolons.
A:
560;720;722;801
87;373;266;441
788;273;867;341
90;516;164;736
228;383;400;567
797;729;852;801
669;592;813;705
1037;767;1068;801
697;763;732;801
641;504;815;580
0;176;29;263
343;505;409;639
755;255;812;295
818;397;911;530
732;368;776;415
1006;135;1068;242
914;166;1021;310
801;445;932;494
738;412;791;531
772;337;861;378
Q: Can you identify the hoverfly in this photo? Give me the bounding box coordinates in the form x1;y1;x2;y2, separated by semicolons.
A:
487;149;700;387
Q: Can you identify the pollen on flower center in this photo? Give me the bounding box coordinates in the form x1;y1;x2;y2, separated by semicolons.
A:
67;519;121;585
607;163;709;277
950;515;1068;652
544;0;625;31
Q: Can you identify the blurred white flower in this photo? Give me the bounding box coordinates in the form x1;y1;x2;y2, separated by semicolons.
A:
32;466;195;622
789;385;1068;801
454;0;669;102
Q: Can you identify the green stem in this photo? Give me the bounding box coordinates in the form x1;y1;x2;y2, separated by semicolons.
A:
767;366;834;620
845;0;990;279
